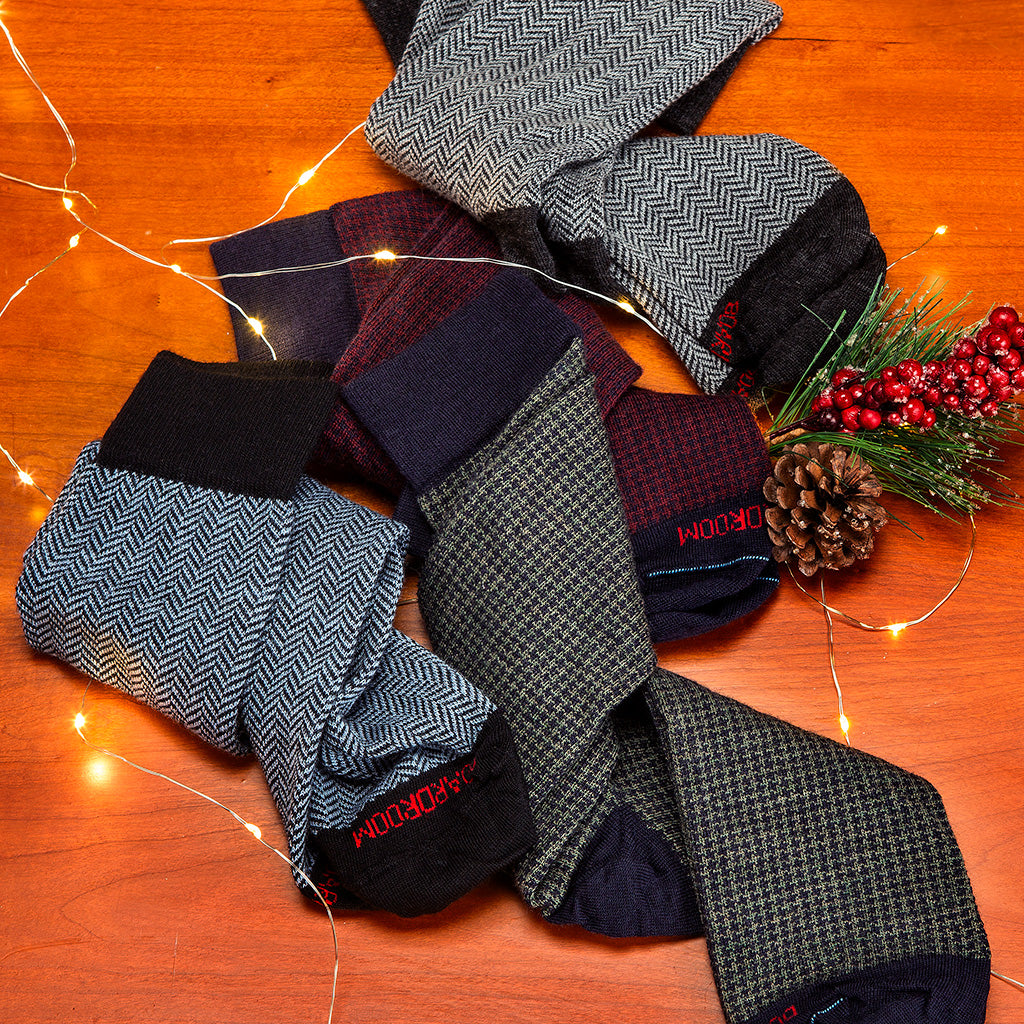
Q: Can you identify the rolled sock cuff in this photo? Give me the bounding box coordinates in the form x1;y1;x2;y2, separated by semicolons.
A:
210;209;360;363
342;270;579;491
98;351;338;499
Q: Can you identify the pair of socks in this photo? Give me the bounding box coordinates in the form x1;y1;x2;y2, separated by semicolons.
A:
360;0;886;394
16;352;534;918
212;189;780;642
338;273;990;1023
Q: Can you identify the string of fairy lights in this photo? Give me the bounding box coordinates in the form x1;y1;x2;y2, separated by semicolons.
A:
3;3;1023;1008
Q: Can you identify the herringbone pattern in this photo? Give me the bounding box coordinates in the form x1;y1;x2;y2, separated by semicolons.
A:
16;443;495;885
367;0;782;216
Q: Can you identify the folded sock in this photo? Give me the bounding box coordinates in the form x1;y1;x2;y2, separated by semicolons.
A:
343;274;700;937
606;385;778;641
645;667;990;1024
363;0;884;392
16;351;534;918
213;191;778;638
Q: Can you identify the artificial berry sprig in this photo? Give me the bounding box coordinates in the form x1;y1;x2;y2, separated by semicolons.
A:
807;305;1022;434
767;286;1024;517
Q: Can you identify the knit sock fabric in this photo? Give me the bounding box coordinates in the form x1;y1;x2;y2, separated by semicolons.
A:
363;0;886;393
607;385;778;641
644;667;990;1024
359;0;764;135
15;351;534;918
343;275;701;937
213;190;779;639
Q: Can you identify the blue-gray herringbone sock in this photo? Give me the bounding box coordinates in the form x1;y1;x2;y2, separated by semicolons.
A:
16;352;534;918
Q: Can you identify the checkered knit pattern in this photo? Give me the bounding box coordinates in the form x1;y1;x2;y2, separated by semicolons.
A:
415;342;656;914
607;385;778;640
645;668;991;1024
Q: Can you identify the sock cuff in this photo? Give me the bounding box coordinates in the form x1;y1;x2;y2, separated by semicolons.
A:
210;208;360;364
342;269;579;491
98;351;338;499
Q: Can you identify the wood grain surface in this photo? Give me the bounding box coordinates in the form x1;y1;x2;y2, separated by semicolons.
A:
1;2;1021;1022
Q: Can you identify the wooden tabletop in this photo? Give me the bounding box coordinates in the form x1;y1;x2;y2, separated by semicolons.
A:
2;2;1022;1021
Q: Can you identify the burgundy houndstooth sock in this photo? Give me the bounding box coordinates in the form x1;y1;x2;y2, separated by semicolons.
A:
211;190;777;639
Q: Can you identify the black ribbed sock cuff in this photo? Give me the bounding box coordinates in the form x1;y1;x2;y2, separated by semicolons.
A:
210;209;360;364
342;270;578;492
98;351;338;499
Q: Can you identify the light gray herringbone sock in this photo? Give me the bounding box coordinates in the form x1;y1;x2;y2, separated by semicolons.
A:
365;0;886;392
16;353;534;919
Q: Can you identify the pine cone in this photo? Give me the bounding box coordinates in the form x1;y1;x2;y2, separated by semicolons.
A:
763;441;888;575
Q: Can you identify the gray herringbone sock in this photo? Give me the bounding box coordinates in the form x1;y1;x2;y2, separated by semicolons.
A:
365;0;886;392
16;353;534;918
366;0;782;240
542;133;886;393
645;667;991;1024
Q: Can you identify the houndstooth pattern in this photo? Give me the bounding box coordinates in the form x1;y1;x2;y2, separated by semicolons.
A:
417;341;655;912
645;668;990;1023
17;444;495;884
366;0;782;217
579;134;840;393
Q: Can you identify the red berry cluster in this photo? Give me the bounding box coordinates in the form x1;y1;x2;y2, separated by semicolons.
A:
810;305;1024;432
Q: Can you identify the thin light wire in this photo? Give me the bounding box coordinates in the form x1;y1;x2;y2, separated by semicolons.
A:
820;576;850;745
0;11;78;196
166;121;368;247
886;224;948;271
75;684;340;1024
206;250;665;336
0;172;96;209
789;516;976;634
0;440;53;500
0;232;83;324
992;970;1024;993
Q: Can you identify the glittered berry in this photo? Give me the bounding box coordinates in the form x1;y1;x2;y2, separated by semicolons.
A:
923;360;944;381
920;409;937;429
819;407;842;430
977;325;1011;356
884;410;904;428
972;354;991;375
979;400;1001;418
859;408;882;430
964;375;989;400
884;380;911;401
1011;368;1024;389
938;369;959;391
952;338;977;360
896;358;923;384
998;349;1022;372
922;385;942;406
903;398;925;423
880;366;900;384
1009;323;1024;348
961;399;980;418
841;406;863;430
834;389;854;409
831;367;860;389
993;383;1015;402
942;393;961;411
988;306;1019;330
952;359;973;379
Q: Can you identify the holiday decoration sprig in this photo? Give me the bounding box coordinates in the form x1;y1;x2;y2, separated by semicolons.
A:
767;287;1024;519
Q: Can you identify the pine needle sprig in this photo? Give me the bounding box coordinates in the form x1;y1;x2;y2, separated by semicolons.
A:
766;284;1024;517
